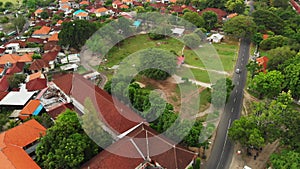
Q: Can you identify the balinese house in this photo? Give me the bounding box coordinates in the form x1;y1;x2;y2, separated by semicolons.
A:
0;119;46;169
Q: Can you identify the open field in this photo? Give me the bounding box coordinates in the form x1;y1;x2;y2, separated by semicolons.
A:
98;35;238;81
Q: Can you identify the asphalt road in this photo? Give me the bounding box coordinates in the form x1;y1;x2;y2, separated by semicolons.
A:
204;38;251;169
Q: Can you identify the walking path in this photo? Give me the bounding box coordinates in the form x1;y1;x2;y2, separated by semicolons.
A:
80;47;107;88
172;74;212;88
182;64;229;76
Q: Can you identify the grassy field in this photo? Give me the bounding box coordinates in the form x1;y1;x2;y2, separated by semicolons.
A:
0;0;20;4
99;35;238;82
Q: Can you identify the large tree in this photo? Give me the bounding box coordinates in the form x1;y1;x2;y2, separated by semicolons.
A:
283;63;300;99
7;74;26;90
270;150;300;169
267;46;296;70
36;110;99;169
12;16;26;34
138;48;177;80
252;9;284;34
210;78;234;108
249;70;285;98
59;20;97;50
202;11;218;31
259;35;290;50
183;12;205;28
225;0;246;14
223;15;257;38
183;33;201;49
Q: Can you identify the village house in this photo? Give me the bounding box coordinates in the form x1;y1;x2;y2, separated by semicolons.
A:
32;26;51;39
0;119;46;169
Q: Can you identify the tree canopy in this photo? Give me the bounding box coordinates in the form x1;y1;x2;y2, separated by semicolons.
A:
252;9;284;34
202;11;218;31
223;15;257;38
36;110;99;169
249;70;284;99
210;78;234;108
183;12;205;28
59;20;97;50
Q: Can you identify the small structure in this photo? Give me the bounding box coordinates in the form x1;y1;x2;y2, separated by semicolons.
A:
60;53;80;64
171;28;185;37
133;20;142;28
256;56;269;73
18;100;44;120
177;55;185;67
94;7;108;17
207;33;224;43
60;63;78;71
73;9;89;20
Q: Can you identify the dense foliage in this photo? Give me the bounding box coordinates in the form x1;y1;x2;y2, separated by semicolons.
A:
36;110;99;169
223;15;257;38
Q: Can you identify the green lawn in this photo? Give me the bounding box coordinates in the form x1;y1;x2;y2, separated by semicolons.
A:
0;0;20;4
98;35;238;81
199;88;211;112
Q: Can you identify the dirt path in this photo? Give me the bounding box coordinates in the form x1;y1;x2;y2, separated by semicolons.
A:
182;64;229;76
230;141;280;169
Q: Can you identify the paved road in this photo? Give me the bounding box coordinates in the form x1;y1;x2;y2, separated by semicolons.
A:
204;38;251;169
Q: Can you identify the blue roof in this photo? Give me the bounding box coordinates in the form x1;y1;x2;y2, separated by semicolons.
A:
74;9;87;15
32;104;43;116
133;20;141;27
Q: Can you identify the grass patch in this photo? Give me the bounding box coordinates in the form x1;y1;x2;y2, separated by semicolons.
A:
76;65;88;74
177;67;222;83
199;88;211;112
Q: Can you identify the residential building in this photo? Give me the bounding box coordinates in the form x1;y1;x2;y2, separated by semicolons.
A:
0;119;46;169
32;26;51;39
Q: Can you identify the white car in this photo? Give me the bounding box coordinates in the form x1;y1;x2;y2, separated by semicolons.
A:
235;68;241;74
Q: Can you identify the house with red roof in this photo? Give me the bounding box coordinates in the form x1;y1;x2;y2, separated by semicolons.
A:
0;119;46;169
199;8;227;21
81;123;197;169
18;100;44;120
52;73;145;134
26;71;47;91
256;56;269;73
29;59;50;73
94;7;109;17
32;26;51;39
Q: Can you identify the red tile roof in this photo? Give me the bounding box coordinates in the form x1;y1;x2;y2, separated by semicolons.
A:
53;73;145;134
32;26;51;35
6;63;25;75
81;124;197;169
199;8;227;20
0;54;19;64
256;56;269;73
29;71;42;81
44;41;59;51
29;59;49;71
48;33;59;42
19;100;41;120
0;91;8;101
47;103;74;119
0;119;46;169
27;37;45;44
26;78;47;91
0;76;9;92
42;51;59;62
95;7;108;13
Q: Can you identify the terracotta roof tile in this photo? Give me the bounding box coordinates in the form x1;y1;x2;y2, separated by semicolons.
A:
119;4;129;9
53;73;145;133
29;59;49;71
44;41;59;51
19;100;41;120
26;78;47;91
29;71;42;81
80;1;89;5
47;103;74;119
6;63;25;75
35;8;43;14
76;12;89;17
32;26;51;35
0;76;9;92
0;119;45;169
42;51;58;62
27;37;45;44
0;54;19;64
57;20;63;25
95;7;108;13
48;33;59;42
18;53;33;63
81;124;197;169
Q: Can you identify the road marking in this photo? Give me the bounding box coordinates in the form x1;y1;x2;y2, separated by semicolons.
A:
236;89;238;93
239;74;241;78
237;81;239;85
234;98;236;103
242;58;244;61
231;108;234;113
216;118;232;169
